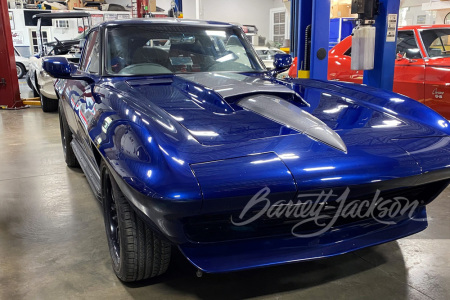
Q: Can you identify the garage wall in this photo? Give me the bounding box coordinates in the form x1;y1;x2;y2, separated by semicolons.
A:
182;0;286;42
182;0;197;19
421;0;450;24
400;0;436;25
106;0;288;42
155;0;174;12
9;10;30;57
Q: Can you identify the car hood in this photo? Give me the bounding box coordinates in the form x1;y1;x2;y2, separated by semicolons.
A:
118;73;449;148
100;73;450;201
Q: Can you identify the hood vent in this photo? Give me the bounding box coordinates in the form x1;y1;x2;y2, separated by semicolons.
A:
238;95;348;153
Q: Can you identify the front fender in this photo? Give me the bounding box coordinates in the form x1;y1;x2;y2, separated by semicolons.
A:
89;84;203;218
335;81;450;134
288;79;450;136
29;56;57;99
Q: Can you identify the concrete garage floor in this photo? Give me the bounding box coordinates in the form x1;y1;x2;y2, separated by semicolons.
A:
0;82;449;300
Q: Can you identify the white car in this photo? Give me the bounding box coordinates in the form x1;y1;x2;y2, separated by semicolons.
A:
254;46;286;69
14;47;30;79
27;12;89;112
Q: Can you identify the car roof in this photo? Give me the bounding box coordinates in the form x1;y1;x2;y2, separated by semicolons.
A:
97;18;235;28
33;12;90;19
400;24;450;30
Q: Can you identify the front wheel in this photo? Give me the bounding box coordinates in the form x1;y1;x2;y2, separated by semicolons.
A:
40;94;58;112
101;162;171;282
16;64;25;79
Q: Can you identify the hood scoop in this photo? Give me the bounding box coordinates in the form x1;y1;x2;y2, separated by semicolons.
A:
238;95;348;153
176;73;309;106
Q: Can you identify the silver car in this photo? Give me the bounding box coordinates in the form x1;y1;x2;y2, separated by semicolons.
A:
14;47;30;79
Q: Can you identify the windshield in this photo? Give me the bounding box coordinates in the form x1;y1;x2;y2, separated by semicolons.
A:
420;28;450;58
105;25;265;76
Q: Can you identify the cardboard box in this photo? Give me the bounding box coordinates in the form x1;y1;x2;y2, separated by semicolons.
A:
149;0;156;12
67;0;82;10
331;3;357;18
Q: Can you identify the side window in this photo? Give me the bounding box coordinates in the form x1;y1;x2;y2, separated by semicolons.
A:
344;47;351;57
80;31;100;73
345;31;421;59
421;29;450;58
87;35;100;74
224;35;251;67
397;31;422;59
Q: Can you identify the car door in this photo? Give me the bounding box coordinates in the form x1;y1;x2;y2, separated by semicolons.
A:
419;28;450;119
393;30;425;103
328;37;362;83
64;29;101;162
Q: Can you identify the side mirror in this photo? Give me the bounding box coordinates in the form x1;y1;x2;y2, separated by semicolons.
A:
43;57;72;78
396;53;404;60
42;56;94;84
272;53;292;74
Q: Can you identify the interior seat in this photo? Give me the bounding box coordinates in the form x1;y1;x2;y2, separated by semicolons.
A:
168;41;208;72
132;47;170;68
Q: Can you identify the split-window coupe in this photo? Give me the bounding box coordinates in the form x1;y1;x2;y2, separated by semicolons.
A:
43;19;450;282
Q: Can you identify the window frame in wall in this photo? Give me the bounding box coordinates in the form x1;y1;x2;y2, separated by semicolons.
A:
269;7;289;45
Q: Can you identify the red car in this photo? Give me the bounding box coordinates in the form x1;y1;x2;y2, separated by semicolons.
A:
290;25;450;119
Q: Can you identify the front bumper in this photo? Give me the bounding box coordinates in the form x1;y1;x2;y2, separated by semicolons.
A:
38;72;57;99
113;167;450;273
180;206;428;273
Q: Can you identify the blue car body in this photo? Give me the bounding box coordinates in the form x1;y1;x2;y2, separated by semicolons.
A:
46;19;450;274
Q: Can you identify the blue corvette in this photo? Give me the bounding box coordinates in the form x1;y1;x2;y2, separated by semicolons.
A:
43;19;450;282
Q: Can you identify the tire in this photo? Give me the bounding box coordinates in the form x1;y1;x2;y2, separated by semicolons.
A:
41;94;58;112
101;162;171;282
59;109;79;168
26;74;39;97
16;63;25;79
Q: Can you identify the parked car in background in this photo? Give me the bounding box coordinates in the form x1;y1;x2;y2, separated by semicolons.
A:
327;25;450;119
14;47;30;79
27;12;89;112
254;46;286;69
44;19;450;282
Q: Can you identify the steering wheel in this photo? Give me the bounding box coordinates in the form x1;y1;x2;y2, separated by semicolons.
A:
54;37;63;46
53;37;64;55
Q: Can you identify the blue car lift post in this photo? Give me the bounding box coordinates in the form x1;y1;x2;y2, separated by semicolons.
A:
291;0;400;91
291;0;331;80
174;0;183;15
363;0;400;91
